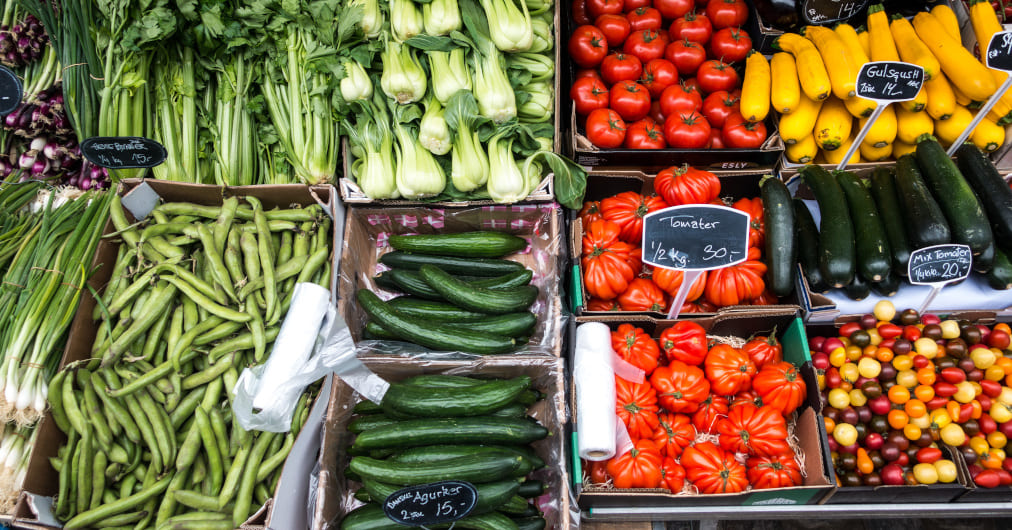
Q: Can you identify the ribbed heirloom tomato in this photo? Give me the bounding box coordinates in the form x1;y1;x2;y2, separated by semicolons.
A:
616;377;661;439
600;190;668;243
747;451;802;489
652;267;707;300
752;361;807;415
606;439;664;489
716;403;791;456
732;196;765;248
681;441;748;493
658;320;708;365
612;323;662;374
704;246;767;306
742;334;782;368
652;412;696;458
581;219;637;299
693;394;730;434
651;360;710;412
705;343;757;395
660;457;686;493
617;277;668;312
653;164;721;205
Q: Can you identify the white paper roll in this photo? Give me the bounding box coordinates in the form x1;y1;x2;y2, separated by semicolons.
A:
574;322;618;461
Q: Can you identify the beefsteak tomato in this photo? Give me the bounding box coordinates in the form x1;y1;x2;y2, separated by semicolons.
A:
747;451;802;489
652;267;707;301
696;59;740;93
653;164;721;206
581;219;637;299
587;297;621;311
709;27;752;64
706;0;748;29
601;53;644;86
616;377;661;439
669;11;713;44
606;439;664;489
703;246;767;307
658;320;708;365
650;361;710;412
716;403;791;456
655;0;694;20
595;13;633;47
612;323;662;374
752;361;807;416
665;39;707;76
653;412;696;458
627;7;663;32
600;190;669;243
624;29;670;62
641;58;680;97
681;441;748;493
705;343;756;395
660;457;687;493
701;90;740;129
618;277;668;312
579;200;604;225
742;334;782;368
659;81;703;116
610;81;652;121
693;393;730;433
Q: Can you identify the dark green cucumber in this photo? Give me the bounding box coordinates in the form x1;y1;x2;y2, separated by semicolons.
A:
760;176;796;296
915;138;994;257
870;272;901;298
353;488;371;503
446;511;521;530
339;504;408;530
868;167;913;277
389;232;528;258
353;399;385;415
351;417;549;451
374;271;401;292
380;377;532;418
348;453;527;485
513;505;541;518
360;478;520;516
512;517;547;530
364;321;405;341
843;271;871;301
418;265;538;314
348;414;401;434
956;143;1012;252
836;171;892;282
387;297;490;322
498;496;532;515
516;481;545;498
793;199;829;293
895;154;951;248
401;375;484;387
800;165;855;287
380;251;527;276
369;312;537;339
386;269;535;301
489;403;528;418
358;290;516;355
390;445;545;470
988;247;1012;290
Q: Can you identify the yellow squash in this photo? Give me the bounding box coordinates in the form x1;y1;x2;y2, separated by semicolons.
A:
822;134;860;166
913;12;996;101
855;28;871;59
779;91;824;145
970;0;1005;50
931;4;961;40
924;72;956;121
892;140;917;158
860;140;893;162
858;104;897;147
741;51;771;123
896;105;935;144
844;94;876;119
785;134;818;164
814;96;853;151
770;52;801;114
971;113;1006;152
890;16;940;80
835;23;875;119
952;83;974;107
900;88;928;114
867;4;899;62
935;105;974;146
773;33;832;101
804;25;859;100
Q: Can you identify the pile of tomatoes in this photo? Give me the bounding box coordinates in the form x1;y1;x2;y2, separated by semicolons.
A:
813;300;1012;489
578;165;777;313
568;0;767;150
585;321;809;494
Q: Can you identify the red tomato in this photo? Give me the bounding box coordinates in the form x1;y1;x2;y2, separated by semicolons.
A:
623;0;652;11
610;81;652;121
587;0;624;20
649;100;665;123
696;59;740;93
659;82;702;117
596;14;633;47
664;110;711;148
655;0;694;20
709;27;752;63
572;0;593;25
665;39;707;76
723;112;767;148
700;90;739;128
625;118;668;149
576;68;604;82
641;58;679;97
706;0;748;29
627;7;663;32
569;25;609;68
708;127;724;148
683;76;703;94
623;29;670;62
601;53;644;86
670;12;712;44
585;108;627;148
571;76;611;115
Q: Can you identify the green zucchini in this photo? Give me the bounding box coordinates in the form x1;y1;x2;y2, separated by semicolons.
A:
956;143;1012;252
870;272;901;298
843;271;871;301
351;417;549;451
390;445;545;470
348;453;527;485
836;171;892;282
977;240;996;273
389;232;528;258
358;290;516;355
348;414;401;434
380;251;527;276
868;167;913;277
339;504;408;530
387;297;490;322
419;265;538;314
360;478;520;516
915;138;994;257
987;247;1012;290
386;269;535;301
380;377;532;418
895;154;951;248
368;312;537;339
512;517;547;530
516;481;545;498
800;165;855;287
760;176;796;296
793;199;828;293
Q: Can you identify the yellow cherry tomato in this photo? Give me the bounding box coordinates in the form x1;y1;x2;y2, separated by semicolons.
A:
828;388;852;409
988;431;1008;449
915;337;939;359
939;320;961;339
873;300;896;321
940;423;966;446
913;463;939;484
934;460;958;483
840;362;860;383
830;347;847;367
972;348;997;370
833;423;859;446
850;388;868;407
858;357;882;379
892;355;913;371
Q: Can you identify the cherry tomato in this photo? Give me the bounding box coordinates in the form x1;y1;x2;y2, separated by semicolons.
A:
709;27;752;64
700;90;739;128
641;58;679;97
722;112;767;148
572;0;593;25
663;110;711;148
610;80;652;121
623;29;669;62
569;25;609;68
596;14;632;47
570;76;610;115
585;108;627;148
705;0;748;29
601;53;644;86
625;118;668;149
696;59;740;93
664;39;707;76
659;82;702;117
587;0;624;20
670;12;712;44
627;7;663;32
708;127;724;148
654;0;694;20
975;469;1002;488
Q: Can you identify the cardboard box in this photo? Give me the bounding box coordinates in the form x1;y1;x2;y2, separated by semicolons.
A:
571;311;836;508
569;169;801;318
337;203;565;357
312;356;572;530
14;180;340;529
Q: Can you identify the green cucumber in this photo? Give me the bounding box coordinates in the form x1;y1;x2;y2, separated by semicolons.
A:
800;165;855;287
348;414;401;434
390;445;545;470
449;511;520;530
987;247;1012;290
348;453;527;486
793;199;828;293
387;297;490;322
401;375;484;387
380;377;532;418
418;265;538;314
870;272;900;298
956;143;1012;252
368;312;537;339
351;417;549;451
386;269;535;301
868;167;913;277
915;137;994;257
374;271;401;292
353;400;385;415
353;489;371;503
498;496;532;515
488;403;528;418
760;176;796;296
836;171;892;282
358;290;516;355
389;232;528;258
512;517;547;530
895;154;951;248
339;504;407;530
516;481;545;498
380;251;527;276
843;271;871;301
360;478;520;516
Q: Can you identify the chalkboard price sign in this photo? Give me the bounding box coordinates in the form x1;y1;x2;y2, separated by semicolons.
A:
0;66;22;116
856;61;925;103
641;205;750;271
986;31;1012;72
382;481;478;526
81;136;167;169
802;0;869;25
907;244;972;286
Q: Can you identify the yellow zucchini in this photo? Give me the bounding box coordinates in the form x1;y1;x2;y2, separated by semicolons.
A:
857;105;897;147
803;25;859;100
935;105;974;146
892;140;917;158
855;27;872;59
785;134;818;164
844;94;877;119
822;134;860;166
912;12;996;101
770;52;801;115
835;24;869;66
896;105;935;144
779;91;824;144
971;113;1006;152
860;140;893;162
970;0;1005;52
924;72;956;121
814;96;853;151
740;51;770;123
773;33;831;101
867;4;900;62
931;4;962;40
899;87;928;113
952;83;974;107
891;16;940;81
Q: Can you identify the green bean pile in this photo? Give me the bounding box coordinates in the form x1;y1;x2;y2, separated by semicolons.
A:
46;195;332;530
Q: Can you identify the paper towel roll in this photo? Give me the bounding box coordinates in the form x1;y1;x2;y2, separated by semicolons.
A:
575;322;618;461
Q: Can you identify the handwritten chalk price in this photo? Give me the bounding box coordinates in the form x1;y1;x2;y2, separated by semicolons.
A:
382;481;478;526
802;0;869;24
80;137;167;169
986;31;1012;72
0;66;22;116
641;204;750;270
907;244;972;286
856;61;925;103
